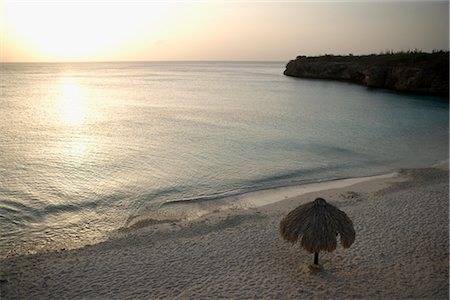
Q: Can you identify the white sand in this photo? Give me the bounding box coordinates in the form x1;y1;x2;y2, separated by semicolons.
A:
1;165;448;299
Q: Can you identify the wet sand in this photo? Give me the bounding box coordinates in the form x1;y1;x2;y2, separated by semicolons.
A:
1;164;448;299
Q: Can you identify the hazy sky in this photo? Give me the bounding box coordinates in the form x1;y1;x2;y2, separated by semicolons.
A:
1;1;448;62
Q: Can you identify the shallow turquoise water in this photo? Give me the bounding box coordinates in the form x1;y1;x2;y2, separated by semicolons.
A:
0;61;448;256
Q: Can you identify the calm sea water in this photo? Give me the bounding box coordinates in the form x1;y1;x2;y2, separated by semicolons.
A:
1;61;448;257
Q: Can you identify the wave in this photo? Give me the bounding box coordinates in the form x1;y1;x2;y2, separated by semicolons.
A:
124;157;389;229
125;168;343;227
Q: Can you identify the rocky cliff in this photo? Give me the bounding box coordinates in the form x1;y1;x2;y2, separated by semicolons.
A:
284;52;449;97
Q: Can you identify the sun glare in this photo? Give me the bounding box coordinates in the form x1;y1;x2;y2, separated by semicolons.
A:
3;1;170;61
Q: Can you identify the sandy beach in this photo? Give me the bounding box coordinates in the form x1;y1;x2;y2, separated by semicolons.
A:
1;163;448;299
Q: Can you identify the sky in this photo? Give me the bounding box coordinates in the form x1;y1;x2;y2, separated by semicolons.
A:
1;0;449;62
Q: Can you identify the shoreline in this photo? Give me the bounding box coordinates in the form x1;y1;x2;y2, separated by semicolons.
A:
1;162;448;298
125;160;450;230
3;160;448;257
126;171;401;228
0;162;443;260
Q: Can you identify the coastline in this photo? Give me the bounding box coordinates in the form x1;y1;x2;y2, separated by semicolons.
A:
1;162;448;299
283;52;449;97
126;172;401;228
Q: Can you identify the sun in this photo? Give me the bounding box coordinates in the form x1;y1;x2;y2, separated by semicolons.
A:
2;1;232;62
2;1;170;61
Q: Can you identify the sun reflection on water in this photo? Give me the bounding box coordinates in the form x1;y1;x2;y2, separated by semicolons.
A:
54;75;94;165
58;77;86;126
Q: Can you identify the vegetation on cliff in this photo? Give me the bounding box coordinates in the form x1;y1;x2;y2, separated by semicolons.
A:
284;51;449;97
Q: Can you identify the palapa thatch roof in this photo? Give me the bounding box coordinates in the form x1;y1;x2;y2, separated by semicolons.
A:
280;197;355;253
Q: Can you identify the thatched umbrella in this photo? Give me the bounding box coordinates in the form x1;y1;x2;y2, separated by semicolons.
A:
280;197;355;265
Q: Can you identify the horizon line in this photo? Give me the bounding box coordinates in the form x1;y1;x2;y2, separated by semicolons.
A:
0;59;290;64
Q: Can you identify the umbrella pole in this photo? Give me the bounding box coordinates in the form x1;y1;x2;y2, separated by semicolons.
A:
314;252;319;265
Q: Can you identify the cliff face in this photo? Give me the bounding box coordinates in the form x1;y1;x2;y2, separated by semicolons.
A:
284;52;449;97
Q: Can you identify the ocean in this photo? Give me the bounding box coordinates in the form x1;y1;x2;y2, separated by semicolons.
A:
1;61;448;257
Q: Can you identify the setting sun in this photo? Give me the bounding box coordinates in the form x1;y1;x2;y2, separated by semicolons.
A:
1;1;449;298
2;1;201;61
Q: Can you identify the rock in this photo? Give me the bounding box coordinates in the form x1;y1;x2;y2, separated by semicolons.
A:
283;52;449;97
365;66;388;87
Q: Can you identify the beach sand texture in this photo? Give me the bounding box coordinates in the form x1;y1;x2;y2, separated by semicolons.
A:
1;166;448;299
